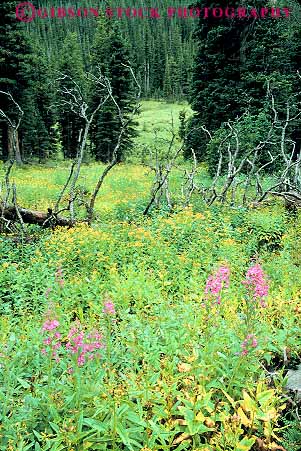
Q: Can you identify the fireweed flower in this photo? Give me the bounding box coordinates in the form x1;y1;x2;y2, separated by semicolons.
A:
103;300;116;315
204;265;230;305
240;334;258;356
41;316;61;362
243;264;269;307
66;323;104;367
42;319;59;331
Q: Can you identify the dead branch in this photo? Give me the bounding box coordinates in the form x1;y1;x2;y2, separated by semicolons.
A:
87;64;141;224
52;69;112;220
181;149;200;208
0;91;24;165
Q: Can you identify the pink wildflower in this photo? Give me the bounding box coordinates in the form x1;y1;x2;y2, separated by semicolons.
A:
66;323;104;368
41;314;62;360
243;264;269;307
42;319;59;331
77;353;85;366
240;333;258;356
103;300;116;315
204;265;230;304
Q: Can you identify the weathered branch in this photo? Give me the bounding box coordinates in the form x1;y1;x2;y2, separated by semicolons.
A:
87;64;141;224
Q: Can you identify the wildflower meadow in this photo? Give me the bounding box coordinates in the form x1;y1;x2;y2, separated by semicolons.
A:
0;103;301;451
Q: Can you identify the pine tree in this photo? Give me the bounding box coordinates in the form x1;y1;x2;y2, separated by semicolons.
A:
0;0;32;162
19;42;57;161
58;31;86;159
90;18;137;162
185;0;301;168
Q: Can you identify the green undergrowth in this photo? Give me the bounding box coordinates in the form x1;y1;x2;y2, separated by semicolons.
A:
1;191;301;450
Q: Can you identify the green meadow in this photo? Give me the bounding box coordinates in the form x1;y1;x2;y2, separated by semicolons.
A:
0;101;301;451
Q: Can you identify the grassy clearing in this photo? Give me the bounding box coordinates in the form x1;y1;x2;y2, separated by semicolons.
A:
7;164;153;218
135;100;192;145
0;101;300;451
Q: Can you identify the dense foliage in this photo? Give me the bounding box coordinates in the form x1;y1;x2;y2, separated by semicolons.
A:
1;158;301;449
185;0;301;172
0;0;196;162
1;0;301;445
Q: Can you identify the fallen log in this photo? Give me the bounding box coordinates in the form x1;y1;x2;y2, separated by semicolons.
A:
1;205;73;228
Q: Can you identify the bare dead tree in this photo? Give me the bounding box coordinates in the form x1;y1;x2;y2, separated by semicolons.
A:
0;91;23;165
51;65;141;225
0;66;141;231
143;124;179;215
0;91;75;230
181;149;200;208
255;96;301;207
198;84;301;208
52;70;112;221
86;65;141;224
0;92;24;233
143;119;211;215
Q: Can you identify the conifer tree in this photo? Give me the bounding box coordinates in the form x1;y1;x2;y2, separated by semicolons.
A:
185;0;301;168
58;31;86;159
90;18;137;162
19;43;57;161
0;0;31;161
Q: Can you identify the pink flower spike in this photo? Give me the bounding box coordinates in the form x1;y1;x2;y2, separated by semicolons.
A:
77;353;85;366
240;333;258;356
103;301;116;315
204;265;230;305
42;319;59;331
243;264;269;307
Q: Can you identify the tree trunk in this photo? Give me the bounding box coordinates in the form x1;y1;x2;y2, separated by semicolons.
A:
1;205;73;228
8;126;22;164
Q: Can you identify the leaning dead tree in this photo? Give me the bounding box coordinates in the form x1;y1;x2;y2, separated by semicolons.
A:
0;92;31;232
86;65;141;224
0;66;141;230
143;126;178;215
0;91;23;165
142;84;301;215
180;149;200;208
50;65;141;225
52;70;112;222
143;121;202;215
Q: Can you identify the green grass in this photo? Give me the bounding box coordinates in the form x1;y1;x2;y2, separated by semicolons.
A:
136;100;192;143
0;101;300;451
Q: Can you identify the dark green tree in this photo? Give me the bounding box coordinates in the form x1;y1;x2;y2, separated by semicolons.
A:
0;0;32;161
58;31;86;159
185;0;301;171
19;42;57;161
90;18;137;162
